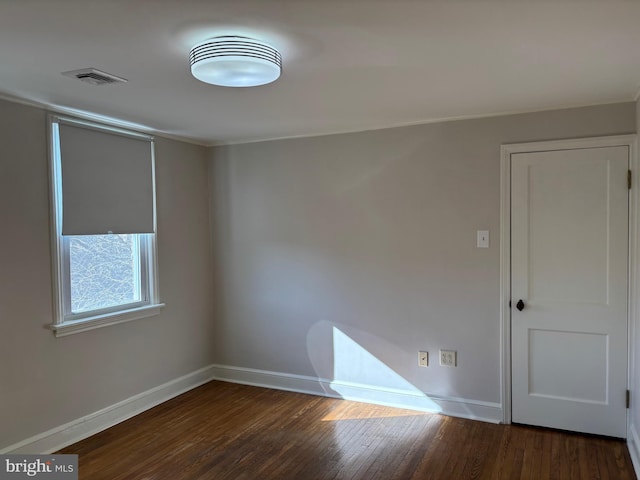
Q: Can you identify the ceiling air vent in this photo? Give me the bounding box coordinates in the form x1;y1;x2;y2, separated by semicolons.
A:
61;68;127;86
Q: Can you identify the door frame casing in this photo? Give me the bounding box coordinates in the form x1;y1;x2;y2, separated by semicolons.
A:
500;134;638;432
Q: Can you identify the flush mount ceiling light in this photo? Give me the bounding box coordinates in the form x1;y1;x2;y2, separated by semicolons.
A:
190;36;282;87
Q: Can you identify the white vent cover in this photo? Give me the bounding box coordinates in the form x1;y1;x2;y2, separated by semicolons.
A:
61;68;127;86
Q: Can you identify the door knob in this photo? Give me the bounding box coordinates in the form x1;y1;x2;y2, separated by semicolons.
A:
516;299;525;311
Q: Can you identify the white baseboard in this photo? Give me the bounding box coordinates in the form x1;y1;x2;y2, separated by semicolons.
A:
628;423;640;477
0;365;218;454
2;363;503;455
210;364;503;424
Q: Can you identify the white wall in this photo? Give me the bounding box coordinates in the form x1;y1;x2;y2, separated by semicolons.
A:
0;99;215;449
209;103;636;411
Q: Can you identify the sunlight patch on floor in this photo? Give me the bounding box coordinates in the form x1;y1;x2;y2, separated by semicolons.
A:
321;402;432;422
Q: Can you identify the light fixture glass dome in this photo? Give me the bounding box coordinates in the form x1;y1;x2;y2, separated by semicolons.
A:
190;36;282;87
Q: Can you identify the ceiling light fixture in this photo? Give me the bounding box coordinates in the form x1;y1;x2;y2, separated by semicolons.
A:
190;36;282;88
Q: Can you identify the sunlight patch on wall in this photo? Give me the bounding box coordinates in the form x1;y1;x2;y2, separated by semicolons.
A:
328;327;441;416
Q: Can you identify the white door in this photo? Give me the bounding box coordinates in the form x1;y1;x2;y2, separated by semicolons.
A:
511;145;629;438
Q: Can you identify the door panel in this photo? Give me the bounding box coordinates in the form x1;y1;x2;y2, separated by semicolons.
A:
511;146;628;438
528;329;607;403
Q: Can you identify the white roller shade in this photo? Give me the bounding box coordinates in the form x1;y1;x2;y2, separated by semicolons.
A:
58;121;155;235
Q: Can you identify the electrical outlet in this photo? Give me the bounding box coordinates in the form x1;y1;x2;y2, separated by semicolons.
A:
440;349;457;367
418;351;429;367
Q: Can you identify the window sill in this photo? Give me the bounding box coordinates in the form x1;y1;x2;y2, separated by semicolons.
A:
48;303;165;337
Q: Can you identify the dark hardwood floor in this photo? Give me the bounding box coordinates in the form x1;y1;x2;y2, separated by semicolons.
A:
58;381;636;479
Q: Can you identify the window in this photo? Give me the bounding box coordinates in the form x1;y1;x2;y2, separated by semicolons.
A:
65;234;148;315
48;116;163;336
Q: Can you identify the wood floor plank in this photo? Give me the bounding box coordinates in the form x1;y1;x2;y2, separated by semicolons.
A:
57;381;637;480
486;422;513;480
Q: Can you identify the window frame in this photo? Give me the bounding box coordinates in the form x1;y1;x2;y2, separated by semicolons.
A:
48;115;163;337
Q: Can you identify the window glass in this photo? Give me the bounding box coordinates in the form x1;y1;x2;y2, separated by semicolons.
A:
68;234;143;314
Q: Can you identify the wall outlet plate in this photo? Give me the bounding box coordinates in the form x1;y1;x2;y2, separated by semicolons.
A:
440;349;457;367
418;351;429;367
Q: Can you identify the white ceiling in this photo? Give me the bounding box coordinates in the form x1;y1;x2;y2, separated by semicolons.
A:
1;0;639;145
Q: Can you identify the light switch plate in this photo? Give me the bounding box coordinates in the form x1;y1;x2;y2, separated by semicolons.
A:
477;230;489;248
